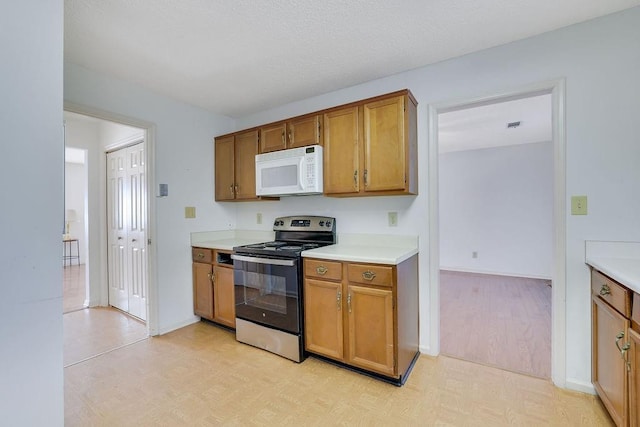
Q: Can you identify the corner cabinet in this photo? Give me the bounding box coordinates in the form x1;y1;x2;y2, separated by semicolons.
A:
215;130;262;201
303;255;419;384
323;90;418;197
192;247;236;329
591;268;638;427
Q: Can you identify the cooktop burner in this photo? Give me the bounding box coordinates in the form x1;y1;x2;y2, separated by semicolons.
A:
233;215;336;259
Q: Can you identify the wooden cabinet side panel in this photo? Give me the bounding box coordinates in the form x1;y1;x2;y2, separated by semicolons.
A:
193;262;214;320
406;96;418;195
363;96;406;192
214;136;235;201
304;278;344;360
347;285;395;376
213;265;236;328
289;115;322;149
630;327;640;427
234;130;259;200
592;295;629;427
323;107;360;195
396;254;420;377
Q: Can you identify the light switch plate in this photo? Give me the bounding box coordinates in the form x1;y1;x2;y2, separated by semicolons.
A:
571;196;588;215
256;213;262;224
185;206;196;219
388;212;398;227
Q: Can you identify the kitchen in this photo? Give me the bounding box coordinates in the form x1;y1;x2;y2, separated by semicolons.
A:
5;2;640;425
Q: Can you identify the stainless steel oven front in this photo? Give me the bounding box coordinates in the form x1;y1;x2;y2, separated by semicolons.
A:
231;253;304;362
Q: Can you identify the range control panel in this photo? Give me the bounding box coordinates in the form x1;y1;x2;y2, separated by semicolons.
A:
273;216;335;232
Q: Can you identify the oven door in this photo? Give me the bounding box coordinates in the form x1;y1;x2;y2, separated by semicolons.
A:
231;254;301;334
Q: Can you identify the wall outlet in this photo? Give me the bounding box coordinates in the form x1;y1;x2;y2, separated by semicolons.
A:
472;251;478;259
571;195;588;215
256;212;262;224
388;211;398;227
185;206;196;219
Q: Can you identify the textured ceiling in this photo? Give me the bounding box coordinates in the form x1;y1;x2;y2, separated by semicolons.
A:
65;0;640;118
439;94;552;153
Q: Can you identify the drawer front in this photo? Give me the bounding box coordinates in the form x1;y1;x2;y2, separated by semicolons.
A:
348;263;393;287
192;247;213;264
591;269;631;317
632;293;640;331
305;259;342;281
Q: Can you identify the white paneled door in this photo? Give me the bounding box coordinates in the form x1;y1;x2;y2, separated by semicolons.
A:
107;143;147;321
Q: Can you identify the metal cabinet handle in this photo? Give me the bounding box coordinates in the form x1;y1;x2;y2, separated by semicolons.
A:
337;291;341;310
316;266;328;275
288;130;292;145
208;272;215;284
364;169;368;186
131;239;137;242
234;185;239;194
600;284;611;296
353;170;358;188
229;184;234;195
615;331;631;371
362;270;376;281
281;131;285;145
347;293;352;313
197;253;205;259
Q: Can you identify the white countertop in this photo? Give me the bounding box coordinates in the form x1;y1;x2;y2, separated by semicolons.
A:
302;233;418;265
191;229;274;251
585;240;640;294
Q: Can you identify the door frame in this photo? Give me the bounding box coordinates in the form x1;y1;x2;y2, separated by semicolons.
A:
64;101;159;336
426;78;566;387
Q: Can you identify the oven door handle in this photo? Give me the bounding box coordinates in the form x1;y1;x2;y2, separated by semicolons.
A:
231;254;296;267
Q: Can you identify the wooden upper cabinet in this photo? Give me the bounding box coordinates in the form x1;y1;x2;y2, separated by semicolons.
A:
363;95;407;192
214;135;235;201
214;130;261;201
323;106;360;195
323;90;418;197
260;114;322;153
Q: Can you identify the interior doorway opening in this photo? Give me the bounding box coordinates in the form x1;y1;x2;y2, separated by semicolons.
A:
427;80;566;386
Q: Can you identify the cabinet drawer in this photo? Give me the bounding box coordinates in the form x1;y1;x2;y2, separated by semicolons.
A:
192;247;213;264
591;269;631;317
632;293;640;331
348;264;393;287
305;259;342;281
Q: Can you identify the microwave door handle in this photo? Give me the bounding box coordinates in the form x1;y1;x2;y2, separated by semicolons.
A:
299;157;305;190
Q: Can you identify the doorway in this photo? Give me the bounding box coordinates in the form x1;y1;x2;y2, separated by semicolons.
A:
427;80;567;386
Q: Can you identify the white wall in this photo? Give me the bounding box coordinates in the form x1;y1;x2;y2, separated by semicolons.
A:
0;1;64;425
64;63;237;334
439;142;553;279
235;7;640;389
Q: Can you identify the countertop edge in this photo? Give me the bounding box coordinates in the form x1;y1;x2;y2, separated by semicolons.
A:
586;256;640;294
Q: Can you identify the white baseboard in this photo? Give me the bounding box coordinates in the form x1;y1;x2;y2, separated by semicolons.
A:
440;266;552;281
157;316;201;335
419;344;438;356
564;378;596;395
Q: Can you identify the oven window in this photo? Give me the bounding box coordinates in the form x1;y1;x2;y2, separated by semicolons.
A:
233;257;301;333
241;271;287;314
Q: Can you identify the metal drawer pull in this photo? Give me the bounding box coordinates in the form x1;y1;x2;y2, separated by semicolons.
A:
615;331;631;368
197;253;205;259
599;284;611;296
316;266;328;275
347;293;352;313
337;291;341;309
362;270;376;281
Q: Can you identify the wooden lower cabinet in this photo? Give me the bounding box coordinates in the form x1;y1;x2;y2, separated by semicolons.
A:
630;327;640;427
192;247;235;329
591;268;638;427
303;256;419;383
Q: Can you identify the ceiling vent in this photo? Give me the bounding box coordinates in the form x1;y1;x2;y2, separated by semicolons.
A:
507;121;521;129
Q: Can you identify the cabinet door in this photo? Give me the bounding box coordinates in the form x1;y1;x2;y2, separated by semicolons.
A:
363;95;406;192
323;107;360;195
214;136;235;201
304;278;344;360
592;295;629;427
346;284;395;376
213;265;235;328
193;262;214;320
288;115;322;149
234;130;259;200
630;327;640;427
260;122;287;153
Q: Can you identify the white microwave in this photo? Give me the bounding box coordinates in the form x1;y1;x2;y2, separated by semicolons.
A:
255;145;323;196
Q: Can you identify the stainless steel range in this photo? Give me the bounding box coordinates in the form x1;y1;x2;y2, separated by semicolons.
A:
231;215;336;362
